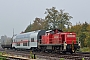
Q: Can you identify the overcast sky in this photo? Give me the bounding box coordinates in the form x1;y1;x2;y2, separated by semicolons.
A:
0;0;90;37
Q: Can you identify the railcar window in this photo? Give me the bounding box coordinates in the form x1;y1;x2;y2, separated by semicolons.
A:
17;43;20;46
31;38;34;42
16;34;30;39
23;42;27;46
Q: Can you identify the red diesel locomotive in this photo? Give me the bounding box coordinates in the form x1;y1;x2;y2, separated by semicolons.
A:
38;29;80;54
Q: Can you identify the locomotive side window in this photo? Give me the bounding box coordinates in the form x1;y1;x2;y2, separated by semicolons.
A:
31;38;34;42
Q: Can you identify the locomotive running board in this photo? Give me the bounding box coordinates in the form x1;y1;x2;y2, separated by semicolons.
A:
38;44;62;46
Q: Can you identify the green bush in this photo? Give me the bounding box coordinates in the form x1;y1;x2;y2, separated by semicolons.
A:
80;47;90;52
0;57;6;60
82;58;85;60
0;52;2;56
60;58;64;60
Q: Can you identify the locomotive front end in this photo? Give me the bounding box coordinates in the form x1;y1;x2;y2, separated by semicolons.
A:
65;32;80;53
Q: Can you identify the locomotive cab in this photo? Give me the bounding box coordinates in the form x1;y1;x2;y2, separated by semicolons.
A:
40;29;80;53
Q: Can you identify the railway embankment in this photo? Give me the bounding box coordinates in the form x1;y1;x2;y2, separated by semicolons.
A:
0;48;90;60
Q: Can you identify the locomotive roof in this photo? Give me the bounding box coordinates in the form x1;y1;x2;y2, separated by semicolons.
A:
46;30;52;32
53;29;63;32
60;32;76;34
46;29;63;33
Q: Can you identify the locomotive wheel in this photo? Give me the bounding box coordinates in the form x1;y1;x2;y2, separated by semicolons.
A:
70;49;73;54
62;51;66;54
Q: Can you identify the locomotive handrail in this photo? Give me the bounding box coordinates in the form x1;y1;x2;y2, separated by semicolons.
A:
39;38;63;44
38;37;77;45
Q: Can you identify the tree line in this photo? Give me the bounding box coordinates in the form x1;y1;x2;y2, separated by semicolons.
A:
23;7;90;48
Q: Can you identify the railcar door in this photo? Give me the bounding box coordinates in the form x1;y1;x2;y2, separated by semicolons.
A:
30;33;38;48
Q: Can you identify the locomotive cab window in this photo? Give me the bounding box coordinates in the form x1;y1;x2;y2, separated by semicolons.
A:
31;38;34;42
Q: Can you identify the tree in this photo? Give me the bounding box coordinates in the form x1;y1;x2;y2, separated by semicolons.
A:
30;18;45;31
68;22;82;36
87;36;90;48
79;32;86;47
24;22;32;32
45;7;73;30
81;22;88;32
86;23;90;32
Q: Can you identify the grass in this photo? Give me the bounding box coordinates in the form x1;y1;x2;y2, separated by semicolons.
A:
80;47;90;52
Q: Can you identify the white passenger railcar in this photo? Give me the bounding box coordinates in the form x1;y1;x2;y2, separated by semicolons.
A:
12;30;45;49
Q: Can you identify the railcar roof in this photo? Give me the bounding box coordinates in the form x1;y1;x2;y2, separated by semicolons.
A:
15;30;42;39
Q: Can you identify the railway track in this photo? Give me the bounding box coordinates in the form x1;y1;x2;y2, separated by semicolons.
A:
0;48;90;60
